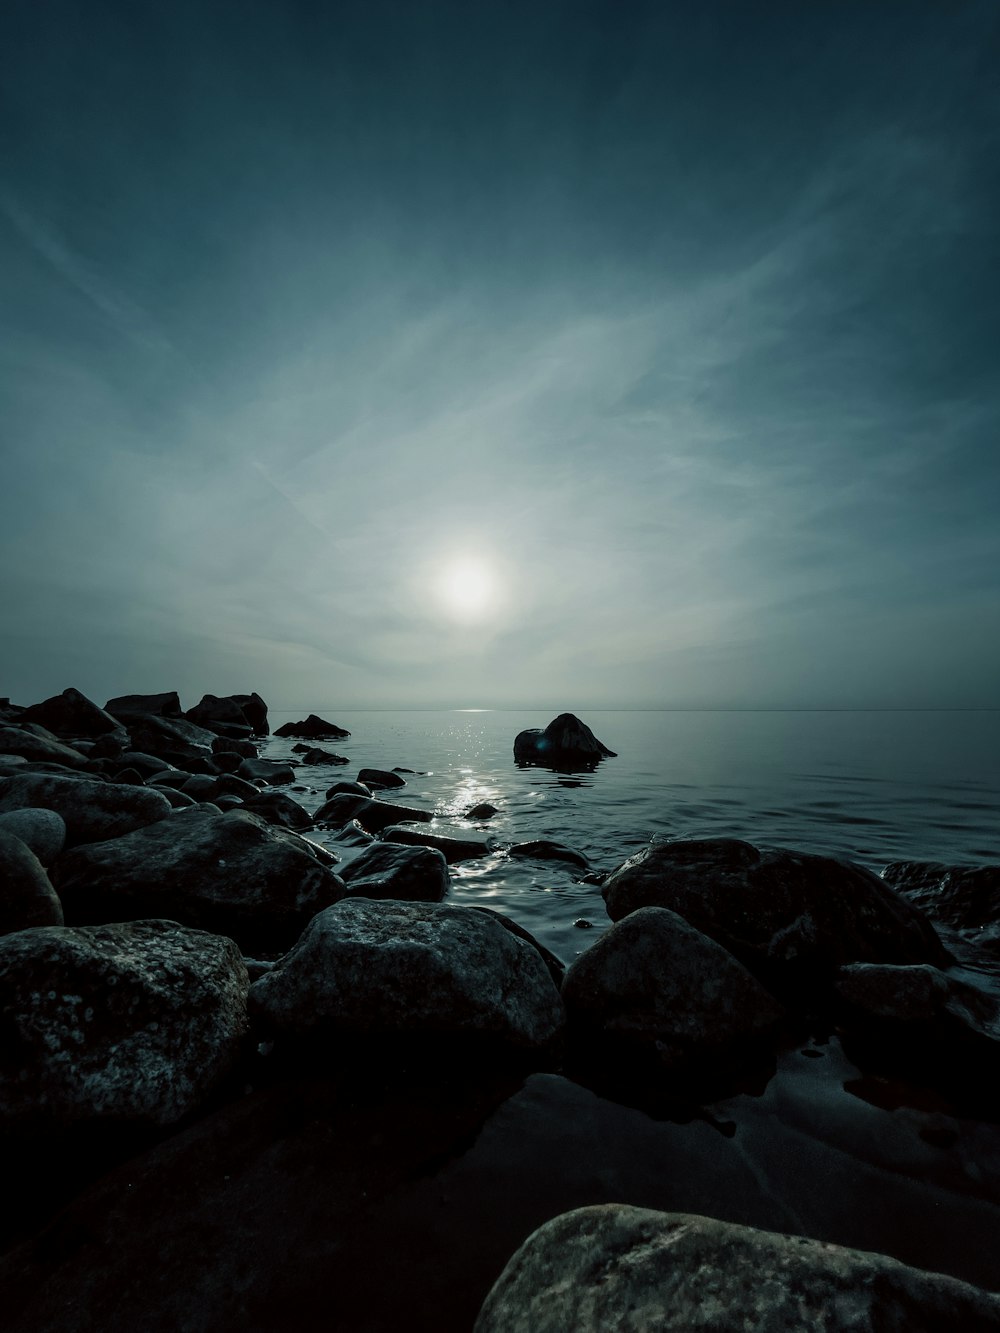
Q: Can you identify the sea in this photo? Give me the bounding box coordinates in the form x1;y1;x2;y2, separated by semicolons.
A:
263;708;1000;965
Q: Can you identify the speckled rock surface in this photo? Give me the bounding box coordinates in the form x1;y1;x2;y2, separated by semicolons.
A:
474;1205;1000;1332
338;839;451;901
0;773;171;847
0;920;249;1128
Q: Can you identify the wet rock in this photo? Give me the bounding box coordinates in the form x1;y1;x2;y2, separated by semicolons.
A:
292;746;349;765
358;767;406;788
0;920;249;1130
602;837;950;999
251;899;565;1051
883;861;1000;937
465;802;498;819
0;726;88;769
332;820;375;848
236;758;295;786
513;714;616;768
214;774;261;801
104;692;182;721
0;809;66;865
324;779;373;800
314;793;434;835
474;1204;1000;1333
238;789;313;830
52;806;345;953
338;840;450;902
273;714;350;740
562;907;783;1091
469;907;566;989
0;773;172;847
21;688;124;739
0;829;64;935
382;825;492;863
508;840;589;870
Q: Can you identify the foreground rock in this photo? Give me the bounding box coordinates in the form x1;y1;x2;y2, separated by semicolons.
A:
0;921;248;1129
251;899;565;1051
314;792;434;834
53;807;345;953
274;714;350;739
338;840;450;901
474;1204;1000;1332
603;837;950;998
562;907;783;1091
883;861;1000;962
0;830;64;935
513;713;616;768
0;773;172;846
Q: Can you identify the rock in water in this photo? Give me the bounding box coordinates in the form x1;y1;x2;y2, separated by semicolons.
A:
0;773;172;847
0;920;249;1129
602;837;950;998
273;714;350;739
513;714;616;767
250;899;565;1051
314;793;433;834
338;840;451;902
0;829;64;935
473;1205;1000;1332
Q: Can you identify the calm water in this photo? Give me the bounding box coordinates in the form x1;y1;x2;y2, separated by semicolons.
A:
263;710;1000;964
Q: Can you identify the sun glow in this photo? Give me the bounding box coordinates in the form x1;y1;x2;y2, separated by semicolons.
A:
436;556;498;623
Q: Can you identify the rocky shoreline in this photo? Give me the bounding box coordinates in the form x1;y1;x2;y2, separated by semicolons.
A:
1;688;999;1329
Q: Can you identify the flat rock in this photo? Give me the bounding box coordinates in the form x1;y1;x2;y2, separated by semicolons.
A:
0;808;66;864
602;837;950;998
273;714;350;740
314;793;434;834
0;920;248;1130
338;839;450;901
251;899;565;1051
474;1204;1000;1332
0;773;172;847
382;824;492;863
0;829;63;935
52;806;345;953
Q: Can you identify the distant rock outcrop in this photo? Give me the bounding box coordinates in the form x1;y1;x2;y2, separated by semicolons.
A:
274;714;350;740
513;714;616;768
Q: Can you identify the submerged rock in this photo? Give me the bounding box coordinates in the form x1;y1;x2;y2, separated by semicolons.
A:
338;839;450;902
602;837;950;998
513;714;616;768
474;1204;1000;1333
292;746;349;765
0;773;172;847
507;840;590;870
358;767;406;788
0;829;64;935
274;714;350;740
236;757;295;786
0;920;249;1130
251;899;565;1051
314;793;434;834
381;825;492;863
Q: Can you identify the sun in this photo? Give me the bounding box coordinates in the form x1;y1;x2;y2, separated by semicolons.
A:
436;556;498;623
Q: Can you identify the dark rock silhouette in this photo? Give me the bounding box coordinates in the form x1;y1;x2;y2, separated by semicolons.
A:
274;714;350;739
513;714;616;769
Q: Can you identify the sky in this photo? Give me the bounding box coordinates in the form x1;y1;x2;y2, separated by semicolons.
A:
2;0;998;711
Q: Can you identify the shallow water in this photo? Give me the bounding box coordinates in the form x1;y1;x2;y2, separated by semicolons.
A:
264;708;1000;963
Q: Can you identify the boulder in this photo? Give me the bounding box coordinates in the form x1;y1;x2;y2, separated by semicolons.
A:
237;758;295;786
562;907;783;1090
238;790;314;831
251;899;565;1051
52;806;344;953
0;726;88;769
314;793;434;834
273;714;350;740
231;692;269;735
211;736;257;758
184;693;268;736
513;714;616;768
325;780;373;799
104;692;182;720
0;920;249;1129
290;746;349;765
338;840;450;902
21;688;124;739
126;715;219;767
0;829;64;935
602;838;950;999
465;802;498;819
0;808;66;864
473;1205;1000;1333
381;825;492;863
358;767;406;789
508;840;589;870
0;773;172;847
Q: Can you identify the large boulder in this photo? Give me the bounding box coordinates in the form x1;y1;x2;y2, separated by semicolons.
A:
562;906;783;1091
230;693;269;735
238;790;314;831
21;688;124;739
0;829;63;935
52;806;344;953
184;694;258;736
126;714;219;767
273;714;350;740
602;838;950;998
0;726;88;769
314;793;434;834
104;692;182;721
474;1205;1000;1332
513;714;616;768
250;899;565;1051
338;840;450;901
0;808;66;864
0;920;249;1129
0;773;172;847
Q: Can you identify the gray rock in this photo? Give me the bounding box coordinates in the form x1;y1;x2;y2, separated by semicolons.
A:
52;806;344;952
0;773;172;847
151;785;198;809
238;790;313;830
104;692;182;720
180;774;222;800
0;726;88;769
325;780;373;799
273;714;350;739
314;793;434;834
0;829;63;935
251;899;565;1050
513;714;616;767
508;840;589;870
339;840;450;901
602;837;950;998
211;736;257;758
185;693;255;733
127;714;219;766
562;907;783;1087
474;1205;1000;1332
237;758;295;786
381;824;492;863
358;767;406;788
291;747;349;765
0;920;249;1129
332;819;375;847
0;807;66;864
21;688;124;739
119;750;178;779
